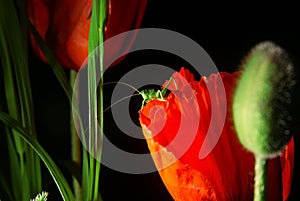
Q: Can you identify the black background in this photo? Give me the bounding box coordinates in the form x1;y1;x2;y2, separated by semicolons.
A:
28;1;300;200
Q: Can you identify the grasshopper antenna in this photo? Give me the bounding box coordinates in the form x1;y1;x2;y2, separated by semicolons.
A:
103;81;141;113
161;76;177;97
103;93;140;113
104;81;141;93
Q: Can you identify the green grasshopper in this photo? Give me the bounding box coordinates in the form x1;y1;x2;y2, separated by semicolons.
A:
103;77;177;112
139;76;177;109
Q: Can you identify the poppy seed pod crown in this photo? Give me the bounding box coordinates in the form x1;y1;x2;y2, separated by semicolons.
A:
233;41;295;158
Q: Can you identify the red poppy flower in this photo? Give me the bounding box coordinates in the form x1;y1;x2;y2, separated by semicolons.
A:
139;68;294;201
27;0;148;70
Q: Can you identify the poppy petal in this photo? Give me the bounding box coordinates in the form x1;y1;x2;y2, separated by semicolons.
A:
27;0;148;70
139;67;294;201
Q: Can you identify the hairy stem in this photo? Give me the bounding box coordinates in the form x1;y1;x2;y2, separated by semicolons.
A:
254;156;268;201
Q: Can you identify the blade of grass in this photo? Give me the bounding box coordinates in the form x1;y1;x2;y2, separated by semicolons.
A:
95;1;106;199
88;2;99;199
0;0;42;198
29;22;90;201
28;22;72;100
6;131;30;200
70;70;82;201
0;112;75;201
0;29;25;157
82;147;89;201
28;1;107;200
0;25;26;181
0;55;23;201
29;15;89;201
86;0;106;200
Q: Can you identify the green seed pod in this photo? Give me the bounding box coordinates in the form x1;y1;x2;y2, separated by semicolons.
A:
233;41;295;158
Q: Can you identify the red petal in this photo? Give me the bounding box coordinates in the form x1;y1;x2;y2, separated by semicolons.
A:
139;68;294;201
281;137;294;201
162;67;196;91
27;0;148;70
141;125;218;201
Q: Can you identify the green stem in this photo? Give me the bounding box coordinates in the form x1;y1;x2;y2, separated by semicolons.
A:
254;156;268;201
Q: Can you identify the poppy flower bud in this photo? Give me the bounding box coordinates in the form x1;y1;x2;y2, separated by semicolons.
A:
233;41;295;158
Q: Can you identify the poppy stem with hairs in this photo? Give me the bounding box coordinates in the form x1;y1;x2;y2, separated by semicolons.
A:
254;157;268;201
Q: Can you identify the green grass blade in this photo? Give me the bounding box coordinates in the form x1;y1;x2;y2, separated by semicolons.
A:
70;70;82;201
0;25;26;158
0;0;42;198
82;148;89;201
28;22;73;100
88;3;100;199
86;0;106;200
29;18;89;201
0;112;75;201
